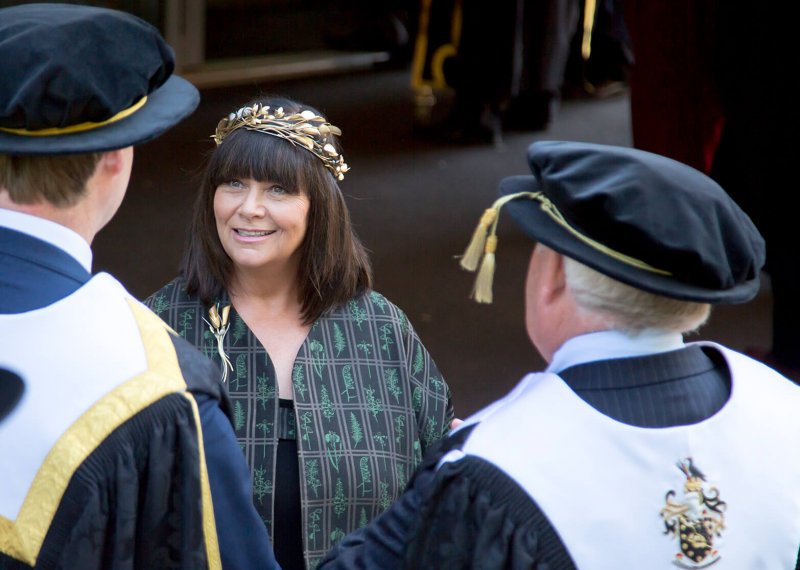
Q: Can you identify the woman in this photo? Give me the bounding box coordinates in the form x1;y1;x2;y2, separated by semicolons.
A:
145;96;454;570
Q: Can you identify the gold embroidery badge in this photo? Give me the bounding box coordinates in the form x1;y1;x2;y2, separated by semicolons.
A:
661;458;727;568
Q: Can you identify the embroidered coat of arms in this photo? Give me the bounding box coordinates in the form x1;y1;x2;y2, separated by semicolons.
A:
661;458;727;568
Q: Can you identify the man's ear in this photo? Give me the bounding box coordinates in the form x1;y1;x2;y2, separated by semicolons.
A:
525;244;571;362
97;149;126;175
87;147;133;197
538;246;567;306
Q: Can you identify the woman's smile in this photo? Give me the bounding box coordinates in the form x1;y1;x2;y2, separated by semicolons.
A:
214;177;309;270
234;228;277;240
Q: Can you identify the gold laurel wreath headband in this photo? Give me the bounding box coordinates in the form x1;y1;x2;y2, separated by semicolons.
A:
212;104;350;181
459;191;672;303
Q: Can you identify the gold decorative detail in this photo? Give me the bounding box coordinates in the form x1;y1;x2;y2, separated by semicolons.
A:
411;0;462;91
204;304;233;383
459;191;672;304
0;300;222;567
534;192;671;276
182;391;223;569
661;458;726;567
0;96;148;137
460;208;497;272
581;0;597;60
459;191;535;303
212;104;350;181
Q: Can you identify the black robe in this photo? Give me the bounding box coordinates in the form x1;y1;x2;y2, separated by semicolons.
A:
0;312;228;570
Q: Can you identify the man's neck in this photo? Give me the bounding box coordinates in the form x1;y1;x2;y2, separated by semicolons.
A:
547;329;685;373
0;191;95;245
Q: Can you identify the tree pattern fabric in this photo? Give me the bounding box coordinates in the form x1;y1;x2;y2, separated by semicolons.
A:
146;277;454;569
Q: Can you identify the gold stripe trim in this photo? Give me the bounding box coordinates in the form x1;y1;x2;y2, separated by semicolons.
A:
430;0;461;89
0;299;186;565
507;191;671;276
183;392;223;570
581;0;597;60
430;44;458;88
411;0;462;91
0;96;148;137
410;0;433;90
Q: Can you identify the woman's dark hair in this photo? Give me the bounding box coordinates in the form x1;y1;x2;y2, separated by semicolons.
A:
181;95;373;324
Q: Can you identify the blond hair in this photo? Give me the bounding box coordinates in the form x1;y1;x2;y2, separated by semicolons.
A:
563;257;711;334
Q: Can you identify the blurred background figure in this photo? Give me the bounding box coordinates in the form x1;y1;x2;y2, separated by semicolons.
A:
625;0;800;380
709;2;800;380
410;0;631;145
411;0;579;145
562;0;632;100
624;0;722;173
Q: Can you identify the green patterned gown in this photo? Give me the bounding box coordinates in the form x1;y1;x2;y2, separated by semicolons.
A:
145;278;454;569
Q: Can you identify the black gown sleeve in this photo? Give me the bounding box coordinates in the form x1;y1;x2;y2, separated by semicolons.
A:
318;427;477;569
404;456;577;570
171;333;279;570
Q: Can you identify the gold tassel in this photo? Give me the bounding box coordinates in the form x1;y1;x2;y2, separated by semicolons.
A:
472;235;498;303
461;192;538;303
460;208;497;271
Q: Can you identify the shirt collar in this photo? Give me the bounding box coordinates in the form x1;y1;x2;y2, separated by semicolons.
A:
547;329;685;374
0;208;92;272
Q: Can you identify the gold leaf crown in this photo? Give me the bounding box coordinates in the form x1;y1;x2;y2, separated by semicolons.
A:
212;104;350;181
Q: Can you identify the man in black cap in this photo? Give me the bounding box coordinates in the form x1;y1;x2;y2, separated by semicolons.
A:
0;4;278;569
321;141;800;568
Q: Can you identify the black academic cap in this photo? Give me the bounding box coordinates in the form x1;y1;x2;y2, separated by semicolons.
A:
499;141;765;304
0;3;199;155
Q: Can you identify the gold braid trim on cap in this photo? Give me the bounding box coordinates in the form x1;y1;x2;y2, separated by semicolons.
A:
212;104;350;181
0;96;148;137
460;191;672;304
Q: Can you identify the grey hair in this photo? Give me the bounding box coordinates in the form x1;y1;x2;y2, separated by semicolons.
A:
563;257;711;334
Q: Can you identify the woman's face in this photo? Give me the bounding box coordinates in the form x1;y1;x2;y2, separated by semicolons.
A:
213;177;310;274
